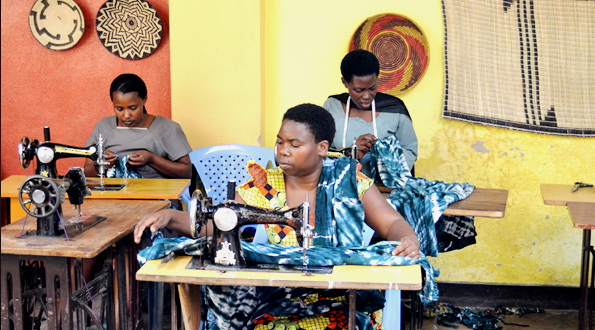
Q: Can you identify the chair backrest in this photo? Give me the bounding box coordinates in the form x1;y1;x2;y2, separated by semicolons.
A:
181;144;275;205
362;223;375;246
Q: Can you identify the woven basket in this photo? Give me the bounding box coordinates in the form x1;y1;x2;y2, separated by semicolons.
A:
29;0;85;51
96;0;163;60
350;13;430;95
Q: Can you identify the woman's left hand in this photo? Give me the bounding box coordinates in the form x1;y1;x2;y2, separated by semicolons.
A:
391;235;421;259
127;150;153;166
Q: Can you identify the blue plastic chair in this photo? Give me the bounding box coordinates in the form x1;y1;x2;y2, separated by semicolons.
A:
182;144;276;243
363;223;402;330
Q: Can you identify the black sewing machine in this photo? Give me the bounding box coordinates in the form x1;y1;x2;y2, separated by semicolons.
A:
19;127;111;183
18;168;106;237
17;126;111;237
326;141;357;159
185;183;331;274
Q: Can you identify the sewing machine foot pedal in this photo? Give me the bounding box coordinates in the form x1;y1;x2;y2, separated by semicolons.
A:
186;257;333;274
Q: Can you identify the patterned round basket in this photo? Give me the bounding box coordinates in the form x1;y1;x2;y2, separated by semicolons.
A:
28;0;85;51
96;0;163;60
350;13;430;95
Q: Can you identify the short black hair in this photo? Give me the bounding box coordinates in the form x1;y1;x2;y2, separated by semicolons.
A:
110;73;148;113
340;49;380;83
282;103;335;143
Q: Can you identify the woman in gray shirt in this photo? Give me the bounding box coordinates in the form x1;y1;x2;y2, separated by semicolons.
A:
323;50;418;177
84;73;192;179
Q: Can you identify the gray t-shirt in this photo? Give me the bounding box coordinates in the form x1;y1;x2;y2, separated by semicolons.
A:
323;97;418;176
86;115;192;179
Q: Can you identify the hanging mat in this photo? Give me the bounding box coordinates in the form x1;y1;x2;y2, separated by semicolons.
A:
96;0;163;60
442;0;595;137
350;13;430;95
29;0;85;51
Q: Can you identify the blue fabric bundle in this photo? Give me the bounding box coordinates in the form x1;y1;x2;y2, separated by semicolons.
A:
370;135;475;257
105;155;143;179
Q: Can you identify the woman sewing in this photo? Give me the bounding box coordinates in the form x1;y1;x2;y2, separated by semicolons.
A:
133;103;420;330
323;49;418;177
84;73;192;181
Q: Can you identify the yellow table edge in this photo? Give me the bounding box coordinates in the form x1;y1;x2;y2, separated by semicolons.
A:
137;256;422;291
541;184;595;206
1;175;189;199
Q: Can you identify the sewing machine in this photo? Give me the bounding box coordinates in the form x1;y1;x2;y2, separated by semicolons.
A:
186;183;326;274
326;142;357;159
17;126;110;236
19;126;111;185
17;167;107;237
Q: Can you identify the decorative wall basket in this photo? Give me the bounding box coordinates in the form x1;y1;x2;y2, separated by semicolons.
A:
29;0;85;51
350;13;430;95
96;0;163;60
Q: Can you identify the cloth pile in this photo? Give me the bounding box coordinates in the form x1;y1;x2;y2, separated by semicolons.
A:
370;135;477;257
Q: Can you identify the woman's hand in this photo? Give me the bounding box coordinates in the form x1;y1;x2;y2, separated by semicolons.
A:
133;209;173;244
127;150;153;167
356;133;377;159
391;235;421;259
104;150;117;168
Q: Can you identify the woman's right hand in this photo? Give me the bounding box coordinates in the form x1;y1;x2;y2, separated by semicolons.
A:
355;133;377;159
133;209;173;244
104;150;117;168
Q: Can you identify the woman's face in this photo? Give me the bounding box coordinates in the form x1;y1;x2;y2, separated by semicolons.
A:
275;120;327;177
342;74;378;110
112;91;147;128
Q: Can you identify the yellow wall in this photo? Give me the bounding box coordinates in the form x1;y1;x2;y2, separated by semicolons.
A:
171;0;595;286
170;1;264;149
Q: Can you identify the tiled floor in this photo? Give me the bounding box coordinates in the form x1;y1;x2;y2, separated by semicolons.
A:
419;309;580;330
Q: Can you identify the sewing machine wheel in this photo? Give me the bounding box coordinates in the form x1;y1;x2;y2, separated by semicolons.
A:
19;136;32;169
189;190;211;235
18;175;61;218
189;190;200;230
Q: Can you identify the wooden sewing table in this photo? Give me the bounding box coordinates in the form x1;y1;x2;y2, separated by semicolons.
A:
137;256;422;330
541;184;595;330
1;199;170;330
136;186;509;330
377;185;509;218
1;175;190;224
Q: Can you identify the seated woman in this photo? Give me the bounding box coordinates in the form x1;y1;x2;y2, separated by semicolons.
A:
133;104;420;330
323;49;418;177
84;73;192;182
82;73;192;280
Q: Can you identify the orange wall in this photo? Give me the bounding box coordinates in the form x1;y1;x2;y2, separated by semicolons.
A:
1;0;171;180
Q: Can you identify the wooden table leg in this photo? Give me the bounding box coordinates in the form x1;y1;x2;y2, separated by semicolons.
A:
348;289;356;330
178;283;201;330
579;229;593;330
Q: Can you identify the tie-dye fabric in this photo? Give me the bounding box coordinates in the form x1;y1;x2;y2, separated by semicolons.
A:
369;135;475;258
138;236;438;328
105;155;143;179
239;159;372;247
